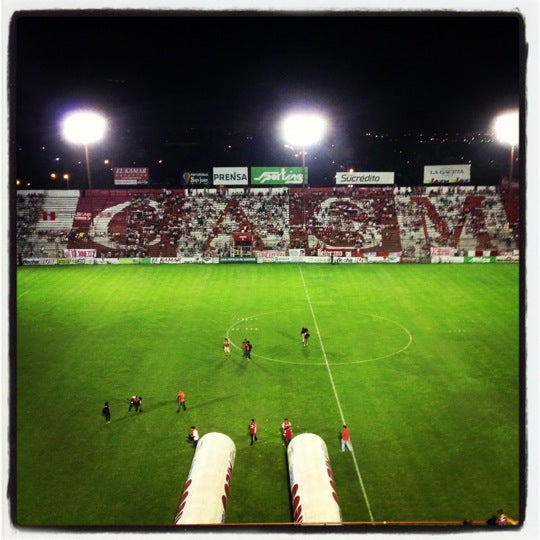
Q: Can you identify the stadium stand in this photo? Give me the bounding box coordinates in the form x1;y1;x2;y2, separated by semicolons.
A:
15;186;520;260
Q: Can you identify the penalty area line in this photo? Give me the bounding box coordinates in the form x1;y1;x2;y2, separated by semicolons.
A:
299;266;375;523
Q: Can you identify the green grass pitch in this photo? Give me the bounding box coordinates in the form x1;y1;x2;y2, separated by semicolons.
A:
12;263;522;528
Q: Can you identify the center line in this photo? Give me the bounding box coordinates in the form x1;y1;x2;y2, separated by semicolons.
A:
299;267;375;523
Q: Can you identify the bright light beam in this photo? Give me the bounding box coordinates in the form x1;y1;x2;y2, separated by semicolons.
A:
61;110;107;189
281;112;326;148
280;111;327;229
493;110;519;181
493;110;519;146
62;110;107;145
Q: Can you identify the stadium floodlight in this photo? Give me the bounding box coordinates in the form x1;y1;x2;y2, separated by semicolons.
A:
62;110;107;189
281;112;327;188
280;111;326;231
281;111;326;231
493;110;519;181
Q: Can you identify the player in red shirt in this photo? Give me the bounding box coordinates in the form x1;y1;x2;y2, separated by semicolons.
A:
242;339;252;360
341;424;352;451
283;425;293;446
281;418;291;434
249;419;258;445
176;390;186;412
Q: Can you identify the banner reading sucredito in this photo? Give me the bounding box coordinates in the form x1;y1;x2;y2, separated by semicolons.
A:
335;172;395;185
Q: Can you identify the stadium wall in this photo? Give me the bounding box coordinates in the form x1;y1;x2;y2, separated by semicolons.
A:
19;253;519;266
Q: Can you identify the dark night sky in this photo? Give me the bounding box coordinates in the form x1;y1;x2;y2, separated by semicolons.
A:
10;10;524;187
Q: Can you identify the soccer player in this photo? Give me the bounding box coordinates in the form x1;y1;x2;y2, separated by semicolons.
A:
243;339;252;360
281;418;291;434
189;426;199;448
129;395;142;413
102;401;111;424
223;338;231;355
301;327;310;346
177;390;186;412
283;425;293;446
282;418;293;445
249;419;258;445
341;424;352;452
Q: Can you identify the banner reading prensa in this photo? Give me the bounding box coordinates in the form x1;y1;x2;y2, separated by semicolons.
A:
114;167;149;185
335;172;395;185
251;167;305;185
213;167;249;186
424;164;471;184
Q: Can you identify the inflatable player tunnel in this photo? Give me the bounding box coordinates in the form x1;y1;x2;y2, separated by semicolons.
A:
174;432;236;525
287;433;342;525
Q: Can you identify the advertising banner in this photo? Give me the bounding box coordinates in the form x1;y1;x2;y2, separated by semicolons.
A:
251;167;305;185
496;254;519;263
431;256;465;264
430;247;457;256
423;164;471;184
288;249;305;258
113;167;149;185
212;167;249;186
335;172;395;185
464;256;496;263
232;232;252;242
254;250;287;259
93;258;120;264
183;172;211;187
219;257;258;263
64;248;96;258
151;257;182;264
333;257;367;264
22;258;57;265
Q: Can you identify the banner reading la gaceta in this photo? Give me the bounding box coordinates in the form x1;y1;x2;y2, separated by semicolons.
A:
423;164;471;184
335;172;395;185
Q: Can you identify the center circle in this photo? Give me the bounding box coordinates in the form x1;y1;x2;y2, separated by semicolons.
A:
226;310;412;366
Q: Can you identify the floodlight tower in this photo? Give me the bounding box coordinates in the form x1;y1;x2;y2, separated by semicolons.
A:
62;110;107;189
281;112;327;189
493;110;519;182
281;112;326;240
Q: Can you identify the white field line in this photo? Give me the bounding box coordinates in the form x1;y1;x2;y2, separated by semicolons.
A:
299;266;375;523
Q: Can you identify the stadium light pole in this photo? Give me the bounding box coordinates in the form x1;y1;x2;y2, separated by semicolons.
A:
493;110;519;182
281;112;326;235
61;110;107;189
281;112;326;188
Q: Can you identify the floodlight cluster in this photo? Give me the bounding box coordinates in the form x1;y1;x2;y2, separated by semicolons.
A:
62;110;107;145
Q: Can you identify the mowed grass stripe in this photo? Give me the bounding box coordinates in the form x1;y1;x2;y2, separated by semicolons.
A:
13;264;521;526
299;265;375;522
